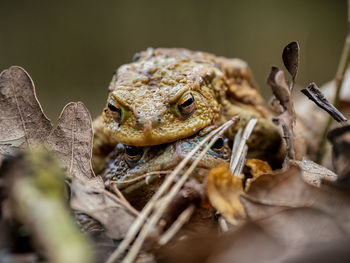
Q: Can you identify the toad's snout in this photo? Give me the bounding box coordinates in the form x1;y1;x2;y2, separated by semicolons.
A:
136;116;163;134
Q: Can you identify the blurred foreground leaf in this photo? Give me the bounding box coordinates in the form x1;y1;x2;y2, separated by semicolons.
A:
0;66;137;261
2;148;93;263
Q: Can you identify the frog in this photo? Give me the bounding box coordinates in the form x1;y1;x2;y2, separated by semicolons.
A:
102;135;230;209
92;48;282;171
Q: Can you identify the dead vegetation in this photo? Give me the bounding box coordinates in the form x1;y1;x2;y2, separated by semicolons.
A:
1;18;350;263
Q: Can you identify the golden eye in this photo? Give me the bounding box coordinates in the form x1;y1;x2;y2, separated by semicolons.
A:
107;102;122;122
125;145;144;164
211;137;224;152
178;92;196;118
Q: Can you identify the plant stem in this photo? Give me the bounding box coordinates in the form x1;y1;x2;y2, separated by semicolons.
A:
317;0;350;163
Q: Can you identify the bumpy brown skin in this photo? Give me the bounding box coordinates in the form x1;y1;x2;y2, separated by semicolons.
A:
93;48;282;169
102;135;230;209
103;48;220;146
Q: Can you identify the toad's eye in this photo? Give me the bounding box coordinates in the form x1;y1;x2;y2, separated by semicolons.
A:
125;145;144;164
211;137;224;152
107;102;122;122
178;92;196;119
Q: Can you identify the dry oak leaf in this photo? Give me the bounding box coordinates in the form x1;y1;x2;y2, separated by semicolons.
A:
207;164;245;224
46;102;101;184
0;66;52;163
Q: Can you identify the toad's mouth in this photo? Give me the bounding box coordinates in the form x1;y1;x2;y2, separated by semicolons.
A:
109;119;212;146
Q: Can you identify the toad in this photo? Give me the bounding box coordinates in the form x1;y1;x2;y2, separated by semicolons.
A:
93;48;281;171
102;135;230;209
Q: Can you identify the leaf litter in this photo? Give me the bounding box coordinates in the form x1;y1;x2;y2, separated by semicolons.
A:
0;66;137;263
1;39;350;263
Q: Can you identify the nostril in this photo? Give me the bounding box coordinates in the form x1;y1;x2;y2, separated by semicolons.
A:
151;116;162;127
155;116;162;124
135;118;142;127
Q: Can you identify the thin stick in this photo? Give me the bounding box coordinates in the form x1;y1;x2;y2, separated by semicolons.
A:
230;119;257;174
110;171;172;185
234;145;248;176
106;117;239;263
111;184;139;216
317;0;350;163
121;119;237;263
229;128;242;169
218;216;229;233
158;205;195;246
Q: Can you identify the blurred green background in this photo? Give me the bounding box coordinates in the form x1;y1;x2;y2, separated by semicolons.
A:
0;0;347;120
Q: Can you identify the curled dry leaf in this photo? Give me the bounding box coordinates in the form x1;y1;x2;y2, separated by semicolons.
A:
254;207;346;247
282;41;300;84
1;149;93;263
293;158;337;187
0;66;52;163
161;220;350;263
159;223;285;263
267;67;294;118
328;125;350;189
207;164;245;224
267;66;296;160
301;82;347;123
70;179;137;240
241;162;350;232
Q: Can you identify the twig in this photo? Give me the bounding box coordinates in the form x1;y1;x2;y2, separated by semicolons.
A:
218;216;229;233
229;128;242;169
301;83;347;122
106;117;239;263
158;205;195;246
110;184;139;216
110;171;171;185
234;145;248;176
317;0;350;163
230;119;257;174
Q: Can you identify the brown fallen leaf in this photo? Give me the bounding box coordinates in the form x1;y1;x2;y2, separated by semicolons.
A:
282;41;300;86
159;223;285;263
46;102;98;182
293;158;337;187
327;125;350;189
206;164;245;224
255;207;346;247
160;219;350;263
0;66;52;163
0;66;137;252
241;162;350;232
70;179;137;240
267;66;296;160
42;101;137;240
